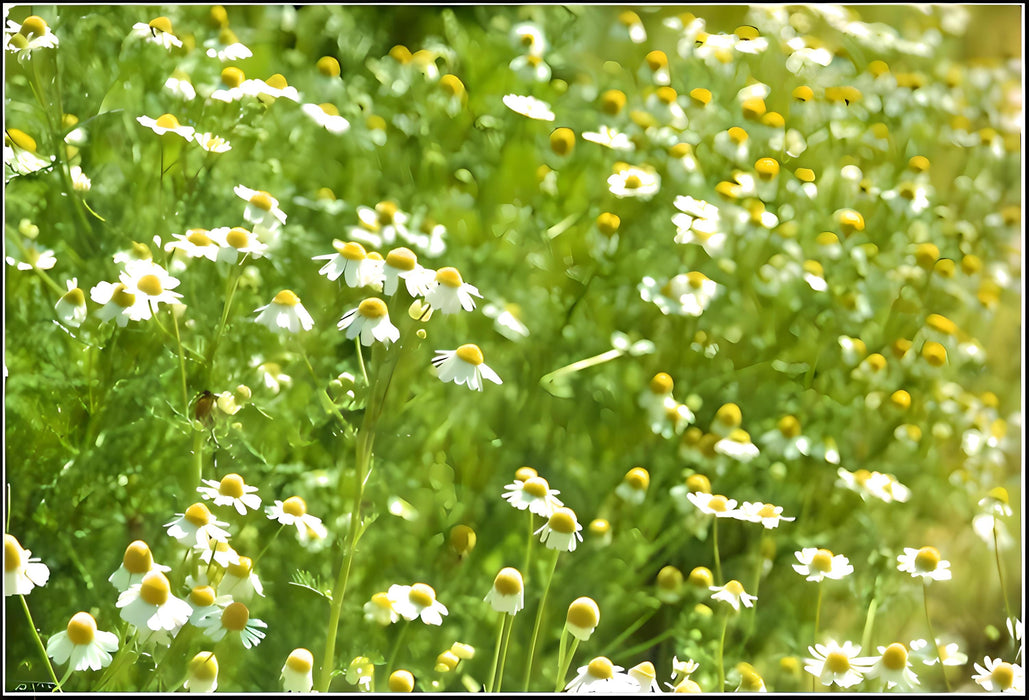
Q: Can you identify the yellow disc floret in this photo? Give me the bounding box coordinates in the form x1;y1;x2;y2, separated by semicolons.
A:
624;467;650;490
435;267;464;288
689;88;712;106
225;227;251;249
273;290;300;307
282;496;308;517
596;212;620;236
286;648;314;673
136;274;163;297
409;583;437;608
548;507;578;534
389;670;415;693
221;601;250;631
139;571;171;606
549;127;576;156
155;114;183;130
522;476;550;498
189;652;219;681
122;540;154;574
148;16;173;35
811;549;834;572
184;502;212;527
493;567;524;596
587;657;615;680
455;344;484;366
66;612;98;645
358;298;389;319
914;546;941;572
317;56;341;77
190;585;217;607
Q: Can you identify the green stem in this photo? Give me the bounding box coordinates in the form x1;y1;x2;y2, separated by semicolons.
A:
812;581;823;692
169;306;189;416
494;612;515;693
192;429;205;490
716;609;730;692
597;601;659;658
523;510;535;586
93;630;136;691
19;596;61;691
485;613;506;693
202;263;243;381
385;620;412;677
553;632;580;692
522;548;560;691
860;591;878;654
923;581;952;692
618;627;677;659
251;524;285;568
993;521;1015;649
712;517;723;586
56;665;74;692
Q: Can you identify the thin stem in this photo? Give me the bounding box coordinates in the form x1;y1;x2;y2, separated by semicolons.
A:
716;609;730;692
94;630;136;691
812;581;823;692
485;613;507;693
192;429;204;490
598;601;659;658
251;524;285;568
923;581;952;692
169;306;189;416
523;510;535;586
494;612;515;693
522;548;560;691
56;665;74;692
355;338;369;386
860;591;878;654
712;517;723;586
19;596;61;691
993;521;1015;646
554;633;581;692
385;620;411;676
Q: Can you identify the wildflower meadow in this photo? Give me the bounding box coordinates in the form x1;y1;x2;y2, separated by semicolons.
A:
4;4;1024;694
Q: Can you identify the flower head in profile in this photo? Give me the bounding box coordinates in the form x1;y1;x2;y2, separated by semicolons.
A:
565;596;601;641
186;584;233;626
117;570;192;634
281;648;315;692
387;583;449;625
608;165;660;200
364;591;400;626
5;128;55;176
55;278;87;328
119;260;183;312
736;502;795;529
108;540;171;593
137;113;194;140
254;290;315;334
972;656;1024;693
866;643;919;691
6;15;60;60
193;132;232;153
503;93;555;121
615;467;650;505
266;497;328;543
432;344;502;391
709;579;757;612
484;567;524;615
184;652;219;693
204;27;252;61
896;546;951;583
313;240;383;288
383;247;435;297
910;637;968;667
131;16;182;50
338;298;400;347
46;612;119;672
197;473;261;516
6;240;56;271
197;601;267;649
793;547;853;582
804;640;874;688
164;503;230;547
535;506;584;552
219;557;264;603
685;492;739;518
5;534;50;596
501;474;563;517
565;657;638;693
234;185;287;234
424;267;481;314
301;102;351;134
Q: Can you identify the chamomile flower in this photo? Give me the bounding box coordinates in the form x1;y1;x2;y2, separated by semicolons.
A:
896;546;951;583
710;579;757;612
972;656;1024;693
234;185;287;233
69;165;91;192
5;534;50;595
566;657;638;693
131;16;182;50
164;73;197;100
165;503;231;547
759;415;812;460
204;27;252;61
243;74;301;103
804;640;874;689
672;196;724;252
629;661;660;692
535;506;584;552
380;247;433;297
6;241;56;271
503;93;555;121
281;648;315;692
616;10;647;43
836;468;911;503
910;637;967;667
46;612;119;672
197;473;261;516
4;128;54;176
197;601;267;649
866;643;920;690
608;166;661;199
54;278;87;328
364;591;400;626
108;540;171;593
736;502;795;529
254;290;315;333
163;228;220;262
313;240;381;287
301;102;351;133
511;22;546;55
192;132;231;153
582;125;635;151
793;548;853;582
119;261;183;312
509;53;552;82
387;583;449;625
423;267;481;314
184;652;219;692
432;344;502;391
137;113;195;141
502;475;564;517
566;597;601;641
219;557;264;603
714;429;761;462
116;570;192;633
185;585;231;626
685;492;740;518
615;467;650;505
266;497;328;543
5;15;60;60
484;567;524;615
338;298;401;347
194;540;240;570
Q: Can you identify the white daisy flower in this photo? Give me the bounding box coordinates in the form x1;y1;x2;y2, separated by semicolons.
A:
709;579;757;612
301;102;351;134
607;166;661;199
565;597;601;641
54;278;87;328
185;585;232;626
338;298;401;347
193;131;231;153
804;640;874;689
241;75;301;103
6;240;56;271
4;534;50;596
896;546;952;583
69;165;91;192
119;260;183;312
387;583;449;626
136;113;195;140
501;475;563;517
382;247;435;297
252;359;292;395
735;502;795;529
204;28;252;61
866;643;919;691
266;497;328;543
281;648;315;692
5;15;60;59
234;184;287;233
364;591;400;626
165;504;230;548
502;93;555;121
184;652;219;693
511;22;546;55
194;539;240;570
792;547;853;581
685;492;740;518
484;567;525;615
423;267;481;314
972;656;1024;693
714;429;761;462
90;280;152;327
116;571;192;633
4;129;55;176
626;661;658;693
581;125;636;151
46;612;119;672
197;601;267;649
164;228;221;262
565;657;639;693
910;638;968;667
131;16;182;50
163;74;196;100
207;226;267;264
431;344;502;391
313;240;382;287
509;53;552;82
672;196;724;252
108;540;171;593
616;10;647;44
614;467;650;505
482;301;530;340
197;473;261;516
253;290;315;334
535;506;583;552
218;557;264;603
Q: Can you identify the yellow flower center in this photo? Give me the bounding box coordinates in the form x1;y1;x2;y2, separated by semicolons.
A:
493;568;523;596
625;467;650;490
689;566;713;588
793;85;814;102
728;126;748;144
222;226;251;249
317;56;341;77
758;504;778;519
409;583;437;608
600;89;627;115
515;466;538;482
657;566;683;590
449;525;476;554
991;662;1015;689
891;390;911;409
623;173;643;189
217;27;238;45
221;601;250;631
221;67;245;88
266;74;288;90
925;313;956;335
685;271;709;290
4;535;22;571
184;502;212;527
549;127;575;156
921;341;947;367
187;229;213;246
522;476;550;498
248;191;273;212
741;97;766;120
588;657;614;680
357;298;388;320
988;486;1010;504
10;33;29;49
139;571;171;606
882;643;908;670
273;290;300;307
715;403;742;427
656;86;678;105
436;267;463;288
384;247;417;271
218;473;245;498
796;168;817;184
825;651;851;674
811;549;834;572
6;129;37;152
155;114;182;130
440;73;465;97
725;580;745;596
455;344;484;366
148;16;173;35
755;157;780;179
371;591;392;610
136;274;163;297
914;546;941;572
286;648;314;673
649;372;673;394
686;472;711;493
66;612;97;645
388;670;414;693
762;111;785;128
645;50;668;70
122;540;154;574
282;496;307;517
62;287;86;306
778;415;801;437
865;353;886;372
190;585;216;607
189;652;219;681
803;260;823;277
688;87;712;106
389;44;412;63
589;518;610;535
708;495;729;512
548;508;578;534
318;103;340;117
